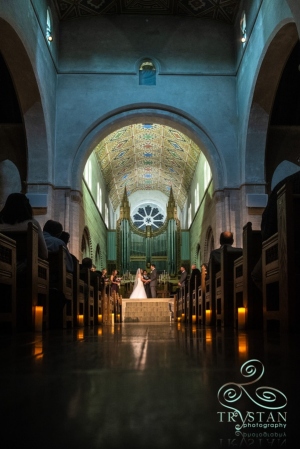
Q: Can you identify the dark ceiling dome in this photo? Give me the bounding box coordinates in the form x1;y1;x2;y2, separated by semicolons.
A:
53;0;239;24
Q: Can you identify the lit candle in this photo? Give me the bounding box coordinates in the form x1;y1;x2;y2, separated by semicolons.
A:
34;306;43;332
78;314;84;327
238;334;248;354
192;315;196;324
205;309;211;325
98;314;103;323
238;307;246;330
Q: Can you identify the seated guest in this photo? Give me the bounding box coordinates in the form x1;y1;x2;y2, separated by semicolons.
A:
80;257;100;281
43;220;73;273
60;230;78;270
207;231;240;276
189;264;201;292
0;193;48;264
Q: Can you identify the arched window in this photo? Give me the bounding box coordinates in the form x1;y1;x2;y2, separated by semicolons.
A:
240;11;247;47
96;182;102;213
204;227;214;263
105;203;109;227
194;183;199;212
139;60;156;86
204;160;211;191
95;244;101;269
46;8;53;44
81;227;92;260
84;159;92;190
188;203;192;228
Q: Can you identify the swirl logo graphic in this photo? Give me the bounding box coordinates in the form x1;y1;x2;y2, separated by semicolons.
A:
217;359;287;431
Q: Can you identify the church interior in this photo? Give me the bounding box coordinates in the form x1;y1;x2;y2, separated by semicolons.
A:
0;0;300;447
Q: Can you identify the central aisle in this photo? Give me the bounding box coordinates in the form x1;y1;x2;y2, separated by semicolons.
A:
0;324;297;449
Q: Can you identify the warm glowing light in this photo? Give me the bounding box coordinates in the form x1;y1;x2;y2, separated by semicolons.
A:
98;327;103;336
192;315;196;324
205;309;211;325
238;334;248;355
34;306;43;332
98;314;103;323
111;313;115;325
238;307;246;330
33;339;43;357
77;329;84;340
78;314;84;327
205;328;212;343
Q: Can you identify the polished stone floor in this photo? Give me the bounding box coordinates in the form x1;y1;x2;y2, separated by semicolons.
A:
0;324;298;449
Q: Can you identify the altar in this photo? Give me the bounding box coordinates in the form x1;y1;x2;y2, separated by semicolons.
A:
122;298;174;323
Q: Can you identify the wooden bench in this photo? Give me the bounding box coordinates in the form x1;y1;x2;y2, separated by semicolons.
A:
48;246;73;329
0;233;17;332
72;258;85;327
215;245;243;327
197;264;207;325
79;267;95;327
91;276;102;325
262;183;300;332
1;222;49;331
233;222;263;329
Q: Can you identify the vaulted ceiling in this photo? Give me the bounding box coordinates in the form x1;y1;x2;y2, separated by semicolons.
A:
53;0;239;24
93;123;202;210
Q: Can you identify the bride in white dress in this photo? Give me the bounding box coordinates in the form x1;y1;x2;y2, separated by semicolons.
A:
130;268;147;299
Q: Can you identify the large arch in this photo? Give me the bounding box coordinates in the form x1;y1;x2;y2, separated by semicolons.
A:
0;18;50;188
71;106;226;199
244;22;299;186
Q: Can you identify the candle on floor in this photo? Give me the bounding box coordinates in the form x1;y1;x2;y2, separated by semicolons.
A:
238;307;246;330
34;306;43;332
205;309;211;325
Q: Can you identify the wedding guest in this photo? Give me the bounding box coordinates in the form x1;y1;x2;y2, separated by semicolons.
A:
43;220;74;273
0;192;48;262
110;269;120;294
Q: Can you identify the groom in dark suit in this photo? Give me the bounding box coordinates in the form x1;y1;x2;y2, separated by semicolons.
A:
149;263;157;298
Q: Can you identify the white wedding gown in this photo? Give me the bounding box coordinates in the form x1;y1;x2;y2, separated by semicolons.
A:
130;276;147;299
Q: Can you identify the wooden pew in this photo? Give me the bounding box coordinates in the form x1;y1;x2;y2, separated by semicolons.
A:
233;222;263;329
72;258;85;327
1;222;49;331
262;183;300;332
215;245;243;327
0;233;17;332
197;264;207;325
205;256;219;326
48;246;73;329
91;275;102;325
79;267;95;327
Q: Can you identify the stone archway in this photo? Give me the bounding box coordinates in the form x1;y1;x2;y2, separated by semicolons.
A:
244;23;299;186
71;107;225;195
0;18;49;191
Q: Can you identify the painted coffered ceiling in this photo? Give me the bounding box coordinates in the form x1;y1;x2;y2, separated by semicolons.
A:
93;123;202;210
53;0;239;24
